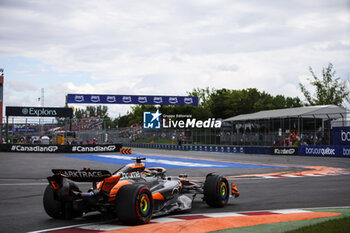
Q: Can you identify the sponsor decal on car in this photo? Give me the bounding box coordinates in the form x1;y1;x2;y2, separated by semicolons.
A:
57;170;104;178
119;171;141;179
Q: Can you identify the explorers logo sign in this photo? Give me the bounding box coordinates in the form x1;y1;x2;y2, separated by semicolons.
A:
22;107;57;117
6;106;73;118
143;111;222;129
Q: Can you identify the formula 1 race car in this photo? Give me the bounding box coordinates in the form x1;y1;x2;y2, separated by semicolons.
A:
43;157;239;224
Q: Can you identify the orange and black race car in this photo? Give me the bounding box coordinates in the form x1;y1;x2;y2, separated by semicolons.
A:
44;157;240;224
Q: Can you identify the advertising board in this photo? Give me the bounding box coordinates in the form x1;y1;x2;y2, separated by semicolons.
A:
0;144;122;153
298;145;350;158
332;126;350;146
271;147;298;155
67;94;199;106
6;106;73;118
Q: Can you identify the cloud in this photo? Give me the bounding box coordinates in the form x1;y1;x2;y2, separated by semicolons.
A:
0;0;349;115
6;80;38;92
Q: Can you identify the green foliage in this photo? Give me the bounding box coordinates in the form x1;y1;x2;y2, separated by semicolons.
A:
73;105;109;119
116;87;302;127
299;63;350;107
71;89;303;128
73;105;115;129
209;88;302;119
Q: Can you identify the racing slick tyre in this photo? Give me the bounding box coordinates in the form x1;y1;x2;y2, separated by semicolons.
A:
43;184;65;219
203;174;230;207
115;184;153;225
43;184;82;219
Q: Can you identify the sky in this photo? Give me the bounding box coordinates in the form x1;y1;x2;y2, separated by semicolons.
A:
0;0;349;121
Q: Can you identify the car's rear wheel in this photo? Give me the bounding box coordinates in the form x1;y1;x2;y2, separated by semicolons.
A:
203;174;230;207
43;184;65;219
43;184;82;219
115;184;153;224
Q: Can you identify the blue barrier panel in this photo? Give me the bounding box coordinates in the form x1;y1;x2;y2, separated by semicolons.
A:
298;145;350;158
126;143;273;155
332;127;350;146
244;146;271;155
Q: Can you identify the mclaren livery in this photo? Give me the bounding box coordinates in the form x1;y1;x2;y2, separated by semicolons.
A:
44;158;240;224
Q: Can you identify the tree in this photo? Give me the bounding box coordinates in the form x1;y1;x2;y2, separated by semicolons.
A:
299;63;350;107
114;87;303;126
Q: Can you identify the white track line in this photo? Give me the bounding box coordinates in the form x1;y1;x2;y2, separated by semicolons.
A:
28;222;101;233
0;183;47;186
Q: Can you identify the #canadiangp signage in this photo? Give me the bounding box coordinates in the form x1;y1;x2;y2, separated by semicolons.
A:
6;106;73;118
271;147;298;155
0;144;122;153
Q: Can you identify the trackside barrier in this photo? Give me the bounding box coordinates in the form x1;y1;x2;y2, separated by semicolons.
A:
123;143;271;155
120;148;132;154
124;143;350;158
0;144;122;153
2;143;349;157
271;147;298;155
298;145;350;158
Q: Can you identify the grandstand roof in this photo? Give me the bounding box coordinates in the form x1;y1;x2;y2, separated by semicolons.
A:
223;105;347;122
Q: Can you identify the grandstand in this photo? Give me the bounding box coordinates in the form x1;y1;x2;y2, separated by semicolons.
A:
223;105;348;146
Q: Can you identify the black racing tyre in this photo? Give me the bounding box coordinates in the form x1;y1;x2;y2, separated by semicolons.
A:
203;174;230;207
43;184;65;219
115;184;153;225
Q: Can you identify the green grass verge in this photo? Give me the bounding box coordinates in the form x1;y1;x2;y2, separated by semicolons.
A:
283;216;350;233
211;208;350;233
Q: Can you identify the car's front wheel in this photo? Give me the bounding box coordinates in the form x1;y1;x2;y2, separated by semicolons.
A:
203;174;230;207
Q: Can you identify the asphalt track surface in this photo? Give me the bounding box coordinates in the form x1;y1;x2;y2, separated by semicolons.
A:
0;148;350;233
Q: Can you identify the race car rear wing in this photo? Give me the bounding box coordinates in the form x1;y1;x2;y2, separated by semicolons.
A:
51;169;112;182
